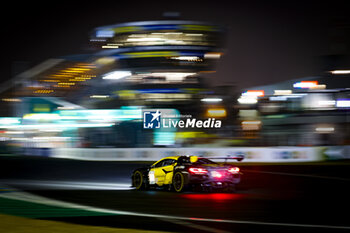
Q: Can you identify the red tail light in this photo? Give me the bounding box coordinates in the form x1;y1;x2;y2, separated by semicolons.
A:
228;167;240;173
189;167;208;174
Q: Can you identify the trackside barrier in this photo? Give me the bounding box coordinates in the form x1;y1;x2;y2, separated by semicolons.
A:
51;147;325;162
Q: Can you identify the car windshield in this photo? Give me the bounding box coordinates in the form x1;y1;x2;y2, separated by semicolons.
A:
195;158;216;164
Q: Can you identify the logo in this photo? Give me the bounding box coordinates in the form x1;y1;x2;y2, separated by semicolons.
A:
143;109;222;129
143;110;161;129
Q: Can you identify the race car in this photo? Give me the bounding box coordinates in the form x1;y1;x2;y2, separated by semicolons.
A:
131;155;243;192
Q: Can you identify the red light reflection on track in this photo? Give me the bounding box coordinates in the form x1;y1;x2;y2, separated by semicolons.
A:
181;193;244;202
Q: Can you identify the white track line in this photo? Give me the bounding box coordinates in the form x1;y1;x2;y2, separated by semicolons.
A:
0;185;350;230
0;180;133;190
160;218;232;233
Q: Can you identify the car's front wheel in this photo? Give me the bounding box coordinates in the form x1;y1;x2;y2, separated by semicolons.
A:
132;170;148;190
172;171;187;192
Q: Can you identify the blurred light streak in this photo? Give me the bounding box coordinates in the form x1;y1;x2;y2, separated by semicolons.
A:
0;123;115;129
204;52;221;59
237;97;257;104
330;70;350;74
241;121;261;131
293;81;318;89
1;180;133;190
315;127;335;133
96;30;115;38
102;45;119;48
4;131;24;134
311;84;326;89
200;98;223;103
127;37;162;42
273;90;292;95
269;96;287;101
317;100;336;107
90;95;110;98
336;99;350;108
102;71;131;80
241;121;261;125
206;108;226;117
171;56;202;61
243;90;264;97
23;114;60;120
95;57;116;65
0;118;21;125
2;98;22;102
39;129;63;132
57;107;76;110
186;33;203;36
136;72;196;82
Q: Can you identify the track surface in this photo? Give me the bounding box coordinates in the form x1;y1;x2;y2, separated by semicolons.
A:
1;155;350;233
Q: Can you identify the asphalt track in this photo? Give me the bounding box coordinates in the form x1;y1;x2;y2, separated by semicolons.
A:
1;155;350;233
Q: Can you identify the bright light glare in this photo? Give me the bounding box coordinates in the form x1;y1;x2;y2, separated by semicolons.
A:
5;131;24;134
336;100;350;108
0;118;21;125
237;97;257;104
23;114;60;120
148;72;196;80
330;70;350;74
242;90;264;97
293;81;318;89
206;108;227;117
171;56;201;61
201;98;223;103
274;90;292;95
204;53;221;59
102;45;119;48
315;127;334;133
90;95;110;98
103;71;131;80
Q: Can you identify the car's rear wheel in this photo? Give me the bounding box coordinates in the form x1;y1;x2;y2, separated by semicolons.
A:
173;172;187;192
132;170;147;190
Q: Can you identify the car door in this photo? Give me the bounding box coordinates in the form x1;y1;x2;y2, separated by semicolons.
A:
151;159;176;186
162;159;176;185
149;159;165;185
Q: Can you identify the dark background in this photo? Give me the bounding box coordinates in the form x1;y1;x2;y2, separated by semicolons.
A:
2;0;350;89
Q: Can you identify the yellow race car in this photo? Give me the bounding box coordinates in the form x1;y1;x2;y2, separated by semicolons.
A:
131;155;243;192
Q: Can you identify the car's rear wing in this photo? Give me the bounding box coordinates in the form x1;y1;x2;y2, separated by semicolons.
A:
206;155;244;162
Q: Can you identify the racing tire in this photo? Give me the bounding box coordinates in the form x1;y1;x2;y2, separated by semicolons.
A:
172;171;188;193
132;170;148;190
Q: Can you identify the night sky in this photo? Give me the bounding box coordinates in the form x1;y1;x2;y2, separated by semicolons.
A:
2;1;350;90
